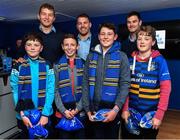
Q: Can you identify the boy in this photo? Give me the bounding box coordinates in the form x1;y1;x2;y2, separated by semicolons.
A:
122;25;171;139
54;34;85;139
82;23;130;139
10;32;55;138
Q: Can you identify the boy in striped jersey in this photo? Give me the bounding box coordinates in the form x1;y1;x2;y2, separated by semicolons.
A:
122;25;171;139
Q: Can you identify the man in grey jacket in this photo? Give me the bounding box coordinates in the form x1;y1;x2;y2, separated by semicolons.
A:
82;23;130;139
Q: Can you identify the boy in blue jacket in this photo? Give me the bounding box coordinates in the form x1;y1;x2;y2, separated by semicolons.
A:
10;32;55;138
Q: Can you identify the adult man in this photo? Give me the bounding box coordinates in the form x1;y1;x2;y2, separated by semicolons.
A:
16;3;64;64
37;3;64;64
121;11;142;58
76;13;98;61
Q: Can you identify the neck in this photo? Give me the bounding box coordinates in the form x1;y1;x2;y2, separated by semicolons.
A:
79;32;90;40
138;50;152;59
41;25;53;34
129;32;136;41
67;54;76;60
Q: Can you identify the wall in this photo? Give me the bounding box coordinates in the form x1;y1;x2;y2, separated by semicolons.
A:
1;7;180;109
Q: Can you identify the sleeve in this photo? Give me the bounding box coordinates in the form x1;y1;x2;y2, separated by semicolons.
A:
41;68;55;116
10;68;19;106
159;57;171;81
82;54;91;113
53;64;67;113
115;52;131;109
76;97;83;111
154;57;171;120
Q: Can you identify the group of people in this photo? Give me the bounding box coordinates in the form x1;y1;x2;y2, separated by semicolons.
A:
10;3;171;139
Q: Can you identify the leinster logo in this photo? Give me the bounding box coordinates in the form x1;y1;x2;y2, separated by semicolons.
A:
149;62;156;71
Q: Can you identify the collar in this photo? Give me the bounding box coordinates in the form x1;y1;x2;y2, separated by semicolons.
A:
39;25;56;34
128;34;136;42
77;33;91;41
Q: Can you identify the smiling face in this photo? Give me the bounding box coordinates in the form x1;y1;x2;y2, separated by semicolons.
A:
76;17;91;37
25;40;43;59
38;8;55;28
137;31;155;53
127;15;142;34
98;27;117;51
62;38;79;59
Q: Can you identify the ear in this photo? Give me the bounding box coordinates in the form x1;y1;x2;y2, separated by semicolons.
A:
139;20;142;26
89;22;92;28
40;45;43;52
37;14;40;20
62;44;65;51
114;34;118;41
152;40;156;46
77;44;80;50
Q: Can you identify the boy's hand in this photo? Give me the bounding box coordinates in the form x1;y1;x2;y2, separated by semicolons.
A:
64;110;74;119
122;111;130;123
152;118;162;129
87;111;95;121
103;109;117;123
22;116;33;128
14;57;25;63
38;116;48;126
71;108;79;116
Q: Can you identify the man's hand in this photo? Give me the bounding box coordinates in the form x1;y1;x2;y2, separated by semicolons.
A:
87;111;95;121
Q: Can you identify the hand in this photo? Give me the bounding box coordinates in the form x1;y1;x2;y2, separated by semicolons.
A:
152;118;162;129
64;110;74;119
22;116;33;128
14;57;25;63
122;111;130;123
38;116;48;126
87;111;95;122
71;108;79;116
103;109;117;123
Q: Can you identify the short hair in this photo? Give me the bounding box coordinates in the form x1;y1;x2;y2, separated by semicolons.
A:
127;11;141;21
39;3;55;16
22;32;44;47
98;23;117;34
76;13;90;22
138;25;156;41
62;33;78;45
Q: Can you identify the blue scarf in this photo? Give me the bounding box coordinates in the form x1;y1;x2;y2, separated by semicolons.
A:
57;55;84;103
89;43;121;103
15;56;47;112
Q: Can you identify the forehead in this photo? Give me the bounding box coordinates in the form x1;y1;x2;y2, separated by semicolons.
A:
127;15;139;22
26;39;41;44
100;27;114;32
77;17;89;22
138;31;152;37
40;8;54;14
63;38;77;44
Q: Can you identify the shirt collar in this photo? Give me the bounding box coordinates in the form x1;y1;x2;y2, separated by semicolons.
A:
77;33;91;41
39;25;56;34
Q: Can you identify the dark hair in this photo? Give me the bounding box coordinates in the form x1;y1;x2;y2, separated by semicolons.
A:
39;3;55;16
127;11;141;21
98;23;117;34
138;25;156;41
76;13;90;22
62;33;78;44
22;32;44;47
